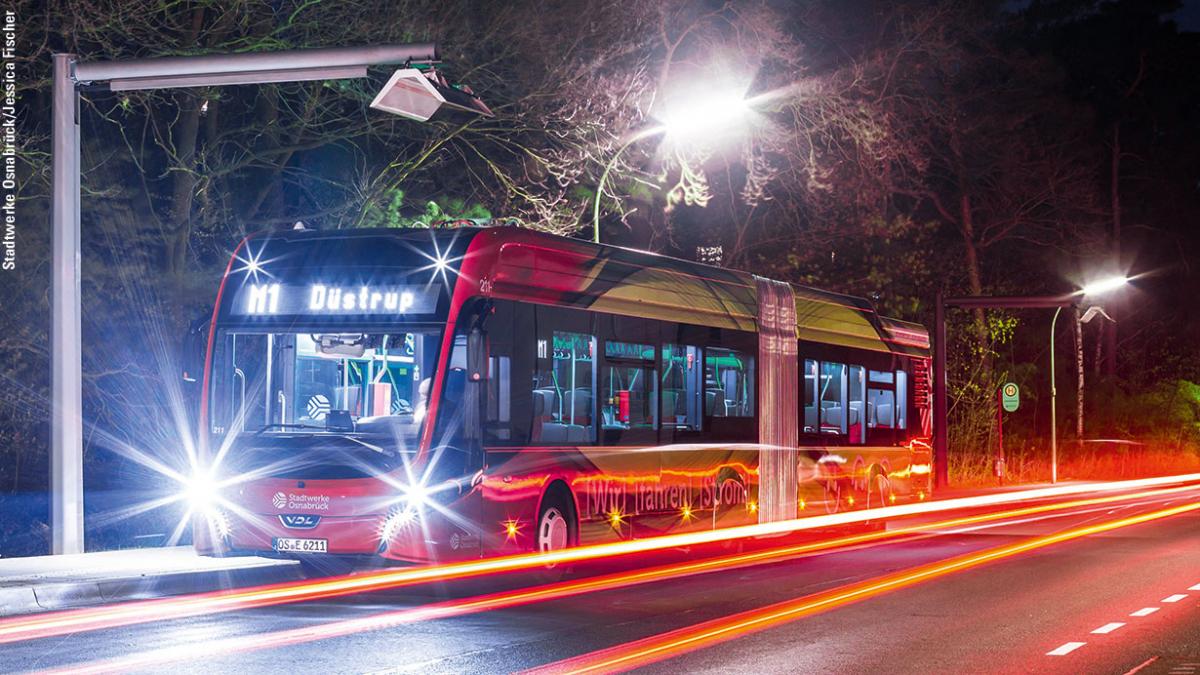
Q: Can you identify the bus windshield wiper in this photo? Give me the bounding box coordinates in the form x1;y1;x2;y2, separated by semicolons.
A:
255;423;325;434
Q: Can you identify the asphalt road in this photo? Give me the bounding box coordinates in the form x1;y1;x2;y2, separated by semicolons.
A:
7;485;1200;674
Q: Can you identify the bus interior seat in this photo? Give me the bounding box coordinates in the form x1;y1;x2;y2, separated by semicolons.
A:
804;406;818;431
563;388;592;425
705;389;726;417
661;389;680;421
875;403;894;428
532;388;556;418
823;406;843;429
721;370;738;407
540;422;588;444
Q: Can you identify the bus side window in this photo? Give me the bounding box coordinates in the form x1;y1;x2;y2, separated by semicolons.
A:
705;347;754;418
484;300;530;445
802;358;818;433
662;344;702;432
895;368;908;431
601;340;657;445
848;365;866;444
819;361;847;435
534;320;596;445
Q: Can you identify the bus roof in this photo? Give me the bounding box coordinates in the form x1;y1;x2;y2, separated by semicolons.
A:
217;226;928;357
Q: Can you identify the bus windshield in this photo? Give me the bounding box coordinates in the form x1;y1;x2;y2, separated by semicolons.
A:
208;329;443;448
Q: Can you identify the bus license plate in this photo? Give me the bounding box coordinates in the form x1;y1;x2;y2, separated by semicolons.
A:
273;537;328;554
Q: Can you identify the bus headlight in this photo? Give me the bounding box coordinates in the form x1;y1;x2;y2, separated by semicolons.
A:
380;505;418;542
380;483;430;542
183;471;218;514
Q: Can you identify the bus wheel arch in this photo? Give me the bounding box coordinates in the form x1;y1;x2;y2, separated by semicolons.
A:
536;479;579;552
865;463;892;509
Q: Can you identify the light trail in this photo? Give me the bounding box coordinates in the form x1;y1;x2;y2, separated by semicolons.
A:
3;479;1199;647
525;499;1200;675
29;488;1197;673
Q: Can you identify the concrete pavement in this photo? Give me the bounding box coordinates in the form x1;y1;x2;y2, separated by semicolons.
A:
0;546;300;616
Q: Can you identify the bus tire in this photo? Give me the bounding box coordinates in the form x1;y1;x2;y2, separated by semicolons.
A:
865;469;892;510
536;484;577;579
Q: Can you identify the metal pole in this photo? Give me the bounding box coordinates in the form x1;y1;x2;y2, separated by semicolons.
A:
1049;306;1063;484
933;290;948;490
592;126;665;244
73;43;438;83
996;386;1004;485
51;53;84;554
1075;306;1084;439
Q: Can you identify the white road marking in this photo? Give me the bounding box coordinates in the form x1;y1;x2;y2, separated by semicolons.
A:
1092;622;1126;634
1162;594;1188;603
1047;642;1087;656
1189;584;1200;591
1131;607;1160;617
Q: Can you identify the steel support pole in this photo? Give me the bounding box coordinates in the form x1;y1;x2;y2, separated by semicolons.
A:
1050;306;1063;484
933;290;948;490
51;53;84;554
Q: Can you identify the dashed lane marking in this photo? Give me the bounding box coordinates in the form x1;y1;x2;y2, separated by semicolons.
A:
1188;584;1200;591
1047;642;1087;656
1130;607;1160;617
1162;594;1188;603
1091;622;1126;634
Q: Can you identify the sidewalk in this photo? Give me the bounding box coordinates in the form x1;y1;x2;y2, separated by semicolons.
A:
0;547;302;616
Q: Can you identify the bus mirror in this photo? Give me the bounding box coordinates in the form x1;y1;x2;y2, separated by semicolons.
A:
467;328;487;382
317;334;367;358
182;314;210;383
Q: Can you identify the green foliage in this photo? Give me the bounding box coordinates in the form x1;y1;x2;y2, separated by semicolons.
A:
1089;380;1200;447
358;189;492;229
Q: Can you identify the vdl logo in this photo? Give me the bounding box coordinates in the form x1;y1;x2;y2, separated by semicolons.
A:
272;492;288;509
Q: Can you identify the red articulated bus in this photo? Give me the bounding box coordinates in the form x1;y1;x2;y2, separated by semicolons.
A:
191;225;931;574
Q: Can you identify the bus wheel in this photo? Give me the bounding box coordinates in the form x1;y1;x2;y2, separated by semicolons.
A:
537;504;570;555
822;479;843;514
866;472;892;510
536;489;576;580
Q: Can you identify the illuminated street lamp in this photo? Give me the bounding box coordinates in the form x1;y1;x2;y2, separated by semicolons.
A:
933;274;1131;489
591;91;750;244
1080;275;1130;297
1048;275;1128;482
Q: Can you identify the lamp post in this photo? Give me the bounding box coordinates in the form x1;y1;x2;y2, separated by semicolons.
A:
48;44;491;554
1049;305;1065;484
591;91;750;244
1049;277;1128;483
932;275;1129;490
592;126;665;244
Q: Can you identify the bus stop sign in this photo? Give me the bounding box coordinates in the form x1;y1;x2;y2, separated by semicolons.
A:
1001;382;1019;413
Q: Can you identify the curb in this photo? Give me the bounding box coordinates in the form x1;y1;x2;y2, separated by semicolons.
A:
1;561;303;616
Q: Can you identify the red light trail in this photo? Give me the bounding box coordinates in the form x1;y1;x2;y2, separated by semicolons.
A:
525;499;1200;675
31;487;1199;673
2;479;1198;647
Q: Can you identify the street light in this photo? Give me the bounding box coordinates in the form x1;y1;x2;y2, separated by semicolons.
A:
1080;275;1130;297
591;91;750;244
932;277;1130;490
1049;276;1128;483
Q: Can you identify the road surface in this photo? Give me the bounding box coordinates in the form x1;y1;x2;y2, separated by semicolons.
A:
5;484;1199;674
